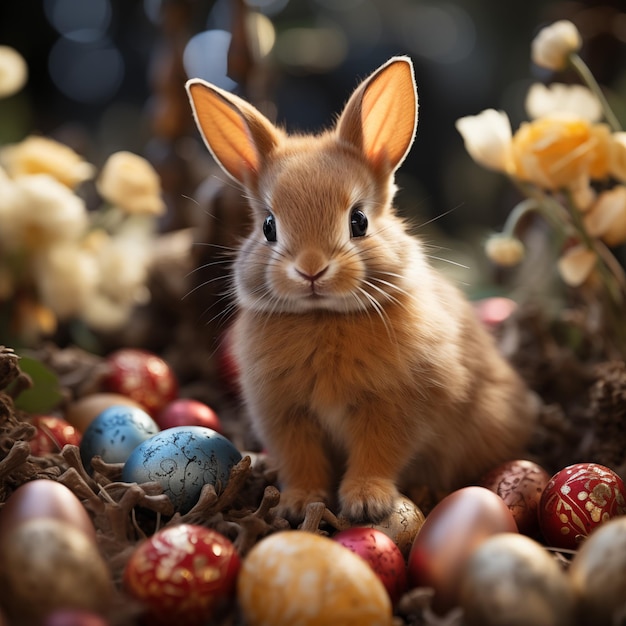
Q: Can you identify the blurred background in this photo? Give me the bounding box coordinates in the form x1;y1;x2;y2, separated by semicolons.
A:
3;0;626;229
0;0;625;356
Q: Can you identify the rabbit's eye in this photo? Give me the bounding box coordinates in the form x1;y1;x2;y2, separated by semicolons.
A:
263;213;277;242
350;207;368;238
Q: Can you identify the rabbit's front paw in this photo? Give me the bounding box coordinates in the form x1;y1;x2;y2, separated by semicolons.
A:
339;477;399;523
275;487;329;524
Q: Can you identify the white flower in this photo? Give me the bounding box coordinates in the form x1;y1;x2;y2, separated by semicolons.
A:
7;174;88;249
33;243;98;319
455;109;513;173
531;20;582;71
97;151;165;216
484;234;525;266
0;46;27;98
557;245;596;286
525;83;602;122
0;135;95;189
79;226;152;331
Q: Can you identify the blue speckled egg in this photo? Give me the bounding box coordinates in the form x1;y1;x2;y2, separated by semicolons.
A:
80;405;159;472
121;426;242;513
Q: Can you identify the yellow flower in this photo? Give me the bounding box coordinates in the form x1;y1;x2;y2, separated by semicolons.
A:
0;46;27;98
510;117;612;190
525;83;602;122
609;132;626;183
531;20;582;71
583;186;626;247
0;136;95;189
455;109;513;173
96;151;165;216
557;245;596;287
484;234;525;267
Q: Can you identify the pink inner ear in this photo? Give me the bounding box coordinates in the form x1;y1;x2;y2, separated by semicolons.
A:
189;82;260;181
361;62;416;169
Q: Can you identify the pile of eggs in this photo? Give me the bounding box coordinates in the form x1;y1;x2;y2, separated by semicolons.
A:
4;347;626;625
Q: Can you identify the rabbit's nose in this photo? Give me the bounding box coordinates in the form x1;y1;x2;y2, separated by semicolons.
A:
296;266;328;283
294;250;329;283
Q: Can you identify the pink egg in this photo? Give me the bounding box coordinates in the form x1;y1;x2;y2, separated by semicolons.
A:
333;527;407;605
407;486;518;614
42;610;109;626
156;398;223;433
539;462;626;550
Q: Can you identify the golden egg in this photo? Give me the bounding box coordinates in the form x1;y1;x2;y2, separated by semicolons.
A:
238;530;392;626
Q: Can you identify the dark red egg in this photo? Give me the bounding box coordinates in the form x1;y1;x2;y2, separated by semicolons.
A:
480;459;551;536
101;348;178;416
333;527;407;605
217;327;240;395
539;462;626;550
156;398;222;433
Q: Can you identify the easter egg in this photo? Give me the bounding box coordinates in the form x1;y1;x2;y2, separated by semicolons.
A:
217;327;240;395
461;533;576;626
407;486;518;614
0;518;112;625
0;479;97;543
79;405;159;472
238;530;393;626
65;393;142;432
480;459;550;536
156;398;223;433
121;426;242;513
367;494;425;558
333;527;407;605
539;462;626;550
101;348;178;415
124;524;240;626
29;415;81;456
42;610;110;626
570;516;626;625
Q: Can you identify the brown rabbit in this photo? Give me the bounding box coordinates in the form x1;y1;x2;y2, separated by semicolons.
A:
186;57;537;523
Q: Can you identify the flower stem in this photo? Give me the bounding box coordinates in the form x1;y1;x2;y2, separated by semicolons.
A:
569;53;622;132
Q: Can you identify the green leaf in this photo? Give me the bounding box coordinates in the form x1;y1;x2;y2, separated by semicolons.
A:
11;356;63;414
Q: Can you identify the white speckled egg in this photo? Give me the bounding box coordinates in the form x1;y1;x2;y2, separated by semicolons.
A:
460;533;575;626
238;530;392;626
570;516;626;626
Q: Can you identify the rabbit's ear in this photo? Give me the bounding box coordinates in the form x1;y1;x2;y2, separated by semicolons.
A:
186;79;281;185
336;56;418;173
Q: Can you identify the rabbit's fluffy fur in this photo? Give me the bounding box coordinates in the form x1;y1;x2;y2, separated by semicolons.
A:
187;57;537;522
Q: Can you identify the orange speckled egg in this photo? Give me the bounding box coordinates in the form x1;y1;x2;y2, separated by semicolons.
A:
64;393;142;433
238;530;393;626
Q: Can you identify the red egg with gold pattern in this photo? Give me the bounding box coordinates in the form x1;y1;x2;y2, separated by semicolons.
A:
101;348;178;416
123;524;240;626
539;463;626;550
29;415;82;456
